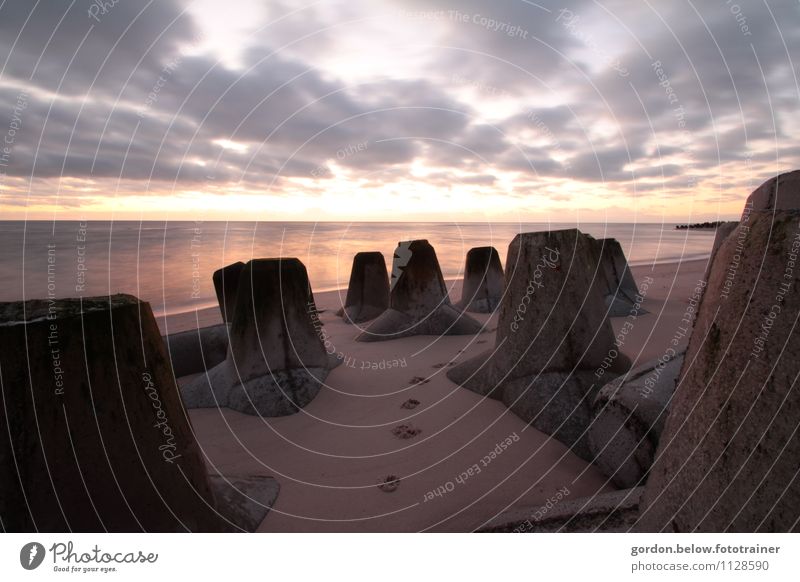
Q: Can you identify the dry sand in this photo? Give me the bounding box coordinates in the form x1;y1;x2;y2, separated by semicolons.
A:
166;258;708;532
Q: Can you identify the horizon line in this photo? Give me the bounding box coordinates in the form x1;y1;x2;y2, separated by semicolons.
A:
1;218;740;224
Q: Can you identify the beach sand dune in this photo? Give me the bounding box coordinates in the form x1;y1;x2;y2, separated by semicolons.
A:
175;258;707;531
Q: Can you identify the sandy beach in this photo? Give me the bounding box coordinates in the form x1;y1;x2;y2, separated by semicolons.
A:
4;3;799;575
166;257;708;532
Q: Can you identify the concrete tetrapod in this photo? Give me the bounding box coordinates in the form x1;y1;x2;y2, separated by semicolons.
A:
0;294;275;532
182;258;338;416
591;238;646;317
335;251;389;324
588;350;685;488
637;171;800;532
356;240;482;342
455;246;504;313
447;229;631;460
741;168;800;215
213;261;245;323
163;323;229;377
704;222;739;282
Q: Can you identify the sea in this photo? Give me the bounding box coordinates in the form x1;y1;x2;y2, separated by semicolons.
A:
0;221;716;318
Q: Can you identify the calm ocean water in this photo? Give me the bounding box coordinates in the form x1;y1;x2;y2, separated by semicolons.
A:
0;221;715;317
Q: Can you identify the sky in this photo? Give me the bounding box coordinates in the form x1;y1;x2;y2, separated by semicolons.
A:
0;0;798;222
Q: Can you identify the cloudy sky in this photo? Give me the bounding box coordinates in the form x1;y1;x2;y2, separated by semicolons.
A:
0;0;798;222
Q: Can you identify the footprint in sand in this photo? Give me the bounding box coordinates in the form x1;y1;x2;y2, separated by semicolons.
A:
401;398;420;409
409;376;429;385
391;424;422;439
377;475;401;492
433;361;458;368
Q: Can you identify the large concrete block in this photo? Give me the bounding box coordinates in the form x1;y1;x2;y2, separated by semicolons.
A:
638;171;800;532
503;371;601;460
213;261;245;323
163;323;228;378
741;169;800;218
356;240;482;342
0;295;223;532
455;246;504;313
591;238;646;317
182;258;336;416
588;350;684;488
336;251;389;324
448;229;630;393
447;229;630;459
704;221;739;282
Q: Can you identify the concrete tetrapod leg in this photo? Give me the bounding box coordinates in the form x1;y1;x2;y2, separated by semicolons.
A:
704;222;739;282
336;251;389;324
0;295;226;532
356;240;482;342
208;475;280;532
741;169;800;213
592;238;647;317
182;258;337;416
213;261;245;323
447;229;631;460
637;171;800;532
455;246;504;313
709;222;740;262
588;350;685;488
163;323;229;378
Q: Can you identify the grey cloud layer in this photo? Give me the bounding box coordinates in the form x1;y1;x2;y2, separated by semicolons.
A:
1;0;797;201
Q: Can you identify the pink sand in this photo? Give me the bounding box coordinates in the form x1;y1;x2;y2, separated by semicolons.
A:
169;259;707;531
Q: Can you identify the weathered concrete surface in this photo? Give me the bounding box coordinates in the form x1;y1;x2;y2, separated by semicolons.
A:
589;350;685;488
213;261;245;323
741;169;800;217
209;475;280;532
182;258;336;416
592;238;647;317
447;229;630;460
502;371;601;461
356;240;482;342
638;176;800;532
448;229;630;393
164;323;228;378
709;222;740;262
0;295;225;532
336;251;389;324
480;487;643;533
704;222;739;282
455;246;504;313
